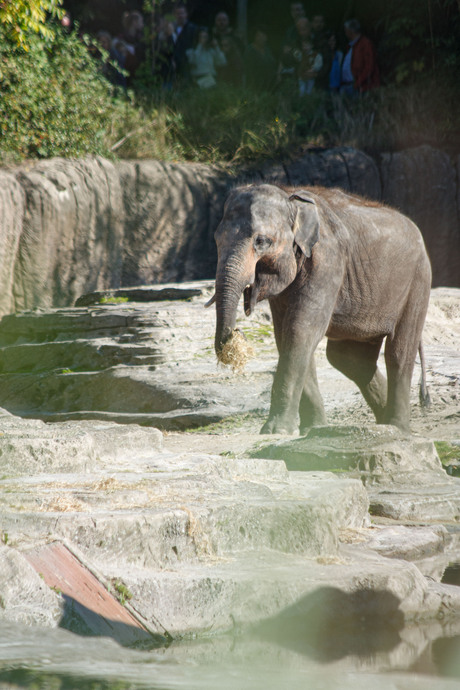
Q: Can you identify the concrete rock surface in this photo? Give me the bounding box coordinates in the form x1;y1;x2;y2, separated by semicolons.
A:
0;284;458;440
253;425;460;522
0;407;372;635
0;284;458;656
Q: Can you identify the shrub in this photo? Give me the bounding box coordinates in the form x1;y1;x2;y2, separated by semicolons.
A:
107;84;314;164
0;26;118;162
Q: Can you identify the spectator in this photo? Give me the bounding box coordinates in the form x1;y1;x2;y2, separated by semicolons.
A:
245;26;277;91
61;11;73;33
95;30;127;89
173;2;199;85
278;3;306;84
283;2;306;47
310;13;329;87
186;28;226;89
295;18;323;95
153;15;176;89
311;14;327;46
211;10;245;53
218;34;244;87
119;10;146;83
213;10;230;41
112;38;129;62
324;32;343;92
341;19;380;94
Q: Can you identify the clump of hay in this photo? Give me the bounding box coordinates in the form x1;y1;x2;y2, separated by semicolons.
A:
39;495;85;513
217;329;255;373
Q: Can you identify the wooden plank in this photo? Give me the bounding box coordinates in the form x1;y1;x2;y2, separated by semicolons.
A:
23;542;156;647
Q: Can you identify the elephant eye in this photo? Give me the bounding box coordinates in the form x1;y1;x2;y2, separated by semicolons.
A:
254;235;272;251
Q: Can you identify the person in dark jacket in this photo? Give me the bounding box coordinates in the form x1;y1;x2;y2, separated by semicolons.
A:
173;2;198;86
244;26;277;91
153;15;176;89
341;19;380;94
322;31;343;92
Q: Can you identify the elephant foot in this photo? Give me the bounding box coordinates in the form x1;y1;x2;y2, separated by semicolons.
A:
377;417;411;436
260;415;297;435
299;412;327;436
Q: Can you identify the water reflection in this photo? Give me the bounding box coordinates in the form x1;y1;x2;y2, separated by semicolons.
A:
0;669;139;690
253;586;404;661
432;635;460;678
2;587;460;689
441;562;460;586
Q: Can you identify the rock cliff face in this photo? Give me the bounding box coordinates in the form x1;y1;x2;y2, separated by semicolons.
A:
1;158;124;314
380;146;460;288
0;145;458;316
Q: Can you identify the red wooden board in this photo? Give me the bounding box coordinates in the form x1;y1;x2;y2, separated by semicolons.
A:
24;542;154;647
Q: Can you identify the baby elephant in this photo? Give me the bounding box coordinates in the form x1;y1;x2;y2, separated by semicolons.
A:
209;183;432;434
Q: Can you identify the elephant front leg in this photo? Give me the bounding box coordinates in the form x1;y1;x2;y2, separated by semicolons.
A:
299;354;327;434
261;344;321;434
262;287;335;435
261;351;305;434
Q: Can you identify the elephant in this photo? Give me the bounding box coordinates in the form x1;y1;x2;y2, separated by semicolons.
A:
208;183;432;434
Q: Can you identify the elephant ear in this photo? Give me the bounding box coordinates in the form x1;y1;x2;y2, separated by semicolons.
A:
289;191;320;258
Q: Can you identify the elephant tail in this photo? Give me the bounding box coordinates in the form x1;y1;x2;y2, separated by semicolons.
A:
419;341;431;408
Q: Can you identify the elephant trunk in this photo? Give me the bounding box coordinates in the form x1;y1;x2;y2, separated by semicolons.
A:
214;248;253;355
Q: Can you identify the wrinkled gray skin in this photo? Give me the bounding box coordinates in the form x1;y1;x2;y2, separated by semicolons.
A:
211;183;432;434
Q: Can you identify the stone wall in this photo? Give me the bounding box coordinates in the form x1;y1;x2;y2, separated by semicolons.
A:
0;145;458;315
380;147;460;288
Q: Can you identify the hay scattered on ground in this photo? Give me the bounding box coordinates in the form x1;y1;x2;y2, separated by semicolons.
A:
39;495;86;512
217;330;255;373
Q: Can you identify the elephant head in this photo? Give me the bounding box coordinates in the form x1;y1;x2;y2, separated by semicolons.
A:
211;184;320;354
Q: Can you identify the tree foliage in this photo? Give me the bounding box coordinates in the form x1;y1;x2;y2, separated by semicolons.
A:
376;0;460;84
0;0;64;49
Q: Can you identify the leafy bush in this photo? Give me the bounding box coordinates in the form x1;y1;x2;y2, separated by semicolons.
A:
0;26;118;162
377;0;460;85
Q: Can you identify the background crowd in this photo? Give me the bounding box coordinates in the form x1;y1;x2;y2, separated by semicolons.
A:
1;0;458;163
82;1;380;97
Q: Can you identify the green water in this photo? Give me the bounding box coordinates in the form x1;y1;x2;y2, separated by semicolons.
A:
2;612;460;690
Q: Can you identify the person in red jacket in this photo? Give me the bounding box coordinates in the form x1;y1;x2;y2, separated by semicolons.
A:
341;19;380;94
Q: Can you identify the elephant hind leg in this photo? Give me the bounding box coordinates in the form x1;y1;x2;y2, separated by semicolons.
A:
383;285;430;432
326;338;387;423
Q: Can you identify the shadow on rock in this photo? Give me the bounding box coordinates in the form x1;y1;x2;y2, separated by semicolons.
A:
253;586;404;662
60;594;166;649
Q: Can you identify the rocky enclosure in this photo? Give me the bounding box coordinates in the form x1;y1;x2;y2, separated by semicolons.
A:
1;146;460;684
1;145;459;317
0;284;459;652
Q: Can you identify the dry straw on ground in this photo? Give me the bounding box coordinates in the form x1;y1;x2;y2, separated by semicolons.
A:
216;330;255;373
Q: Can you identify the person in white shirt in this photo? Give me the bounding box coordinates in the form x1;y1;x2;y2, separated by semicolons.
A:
186;28;226;88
